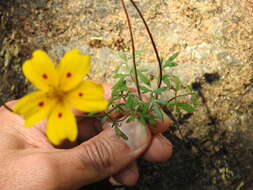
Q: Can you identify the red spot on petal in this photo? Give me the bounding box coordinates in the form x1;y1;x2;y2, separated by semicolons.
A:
42;74;48;79
58;113;63;118
66;72;72;78
78;92;83;97
38;101;44;107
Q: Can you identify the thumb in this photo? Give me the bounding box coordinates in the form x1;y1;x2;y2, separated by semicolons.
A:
51;120;151;189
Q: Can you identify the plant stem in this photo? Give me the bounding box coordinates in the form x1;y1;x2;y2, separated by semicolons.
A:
121;0;142;100
0;98;13;112
3;104;13;112
129;0;163;91
167;93;194;103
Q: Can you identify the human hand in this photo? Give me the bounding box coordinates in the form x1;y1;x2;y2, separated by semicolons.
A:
0;84;172;190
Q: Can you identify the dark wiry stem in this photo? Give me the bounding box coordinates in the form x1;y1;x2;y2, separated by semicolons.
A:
121;0;142;100
0;98;13;112
3;104;13;112
129;0;163;91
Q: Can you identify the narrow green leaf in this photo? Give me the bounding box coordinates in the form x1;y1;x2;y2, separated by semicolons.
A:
163;62;178;68
135;50;143;57
112;79;128;95
168;52;179;62
126;116;135;123
137;101;150;114
162;74;171;87
177;103;196;112
138;71;151;86
163;52;179;68
175;105;180;112
139;85;152;93
154;99;168;106
114;125;128;140
113;73;128;79
152;104;164;121
112;78;124;90
142;114;155;120
139;68;149;72
139;115;147;126
153;87;167;95
125;95;136;110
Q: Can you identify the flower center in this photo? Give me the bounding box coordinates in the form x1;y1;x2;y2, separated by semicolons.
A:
46;87;66;103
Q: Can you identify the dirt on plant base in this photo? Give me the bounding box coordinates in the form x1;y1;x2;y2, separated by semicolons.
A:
0;0;253;190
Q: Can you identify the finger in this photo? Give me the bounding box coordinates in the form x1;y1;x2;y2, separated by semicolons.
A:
56;118;102;148
102;83;113;99
149;111;172;134
112;161;139;186
77;117;102;141
48;119;151;189
142;133;173;162
0;101;53;149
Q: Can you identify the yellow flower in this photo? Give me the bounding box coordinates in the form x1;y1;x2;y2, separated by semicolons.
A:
14;49;108;145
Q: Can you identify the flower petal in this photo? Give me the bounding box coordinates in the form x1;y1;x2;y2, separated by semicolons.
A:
57;49;90;92
14;91;55;127
22;50;58;90
46;103;77;145
66;80;108;112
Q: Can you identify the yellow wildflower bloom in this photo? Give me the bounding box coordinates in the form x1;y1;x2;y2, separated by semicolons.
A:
14;49;108;145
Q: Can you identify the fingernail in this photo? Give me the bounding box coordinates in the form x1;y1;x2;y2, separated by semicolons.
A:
119;119;150;152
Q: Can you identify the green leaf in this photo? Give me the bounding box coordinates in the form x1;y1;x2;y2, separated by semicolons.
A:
138;71;151;86
162;74;171;87
112;79;128;95
135;50;143;57
163;62;178;68
176;103;196;112
126;116;135;123
171;75;182;90
108;94;126;105
125;95;137;110
152;104;164;121
142;114;155;120
153;87;167;95
139;85;152;93
113;73;128;79
139;68;149;72
112;78;124;90
154;99;168;106
114;125;128;140
137;101;150;114
163;52;179;68
139;114;147;126
168;52;179;62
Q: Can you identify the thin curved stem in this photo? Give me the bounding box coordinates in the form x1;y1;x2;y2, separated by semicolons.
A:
3;104;13;112
121;0;142;100
129;0;163;91
0;98;13;112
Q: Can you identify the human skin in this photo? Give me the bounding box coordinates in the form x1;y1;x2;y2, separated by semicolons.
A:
0;85;172;190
